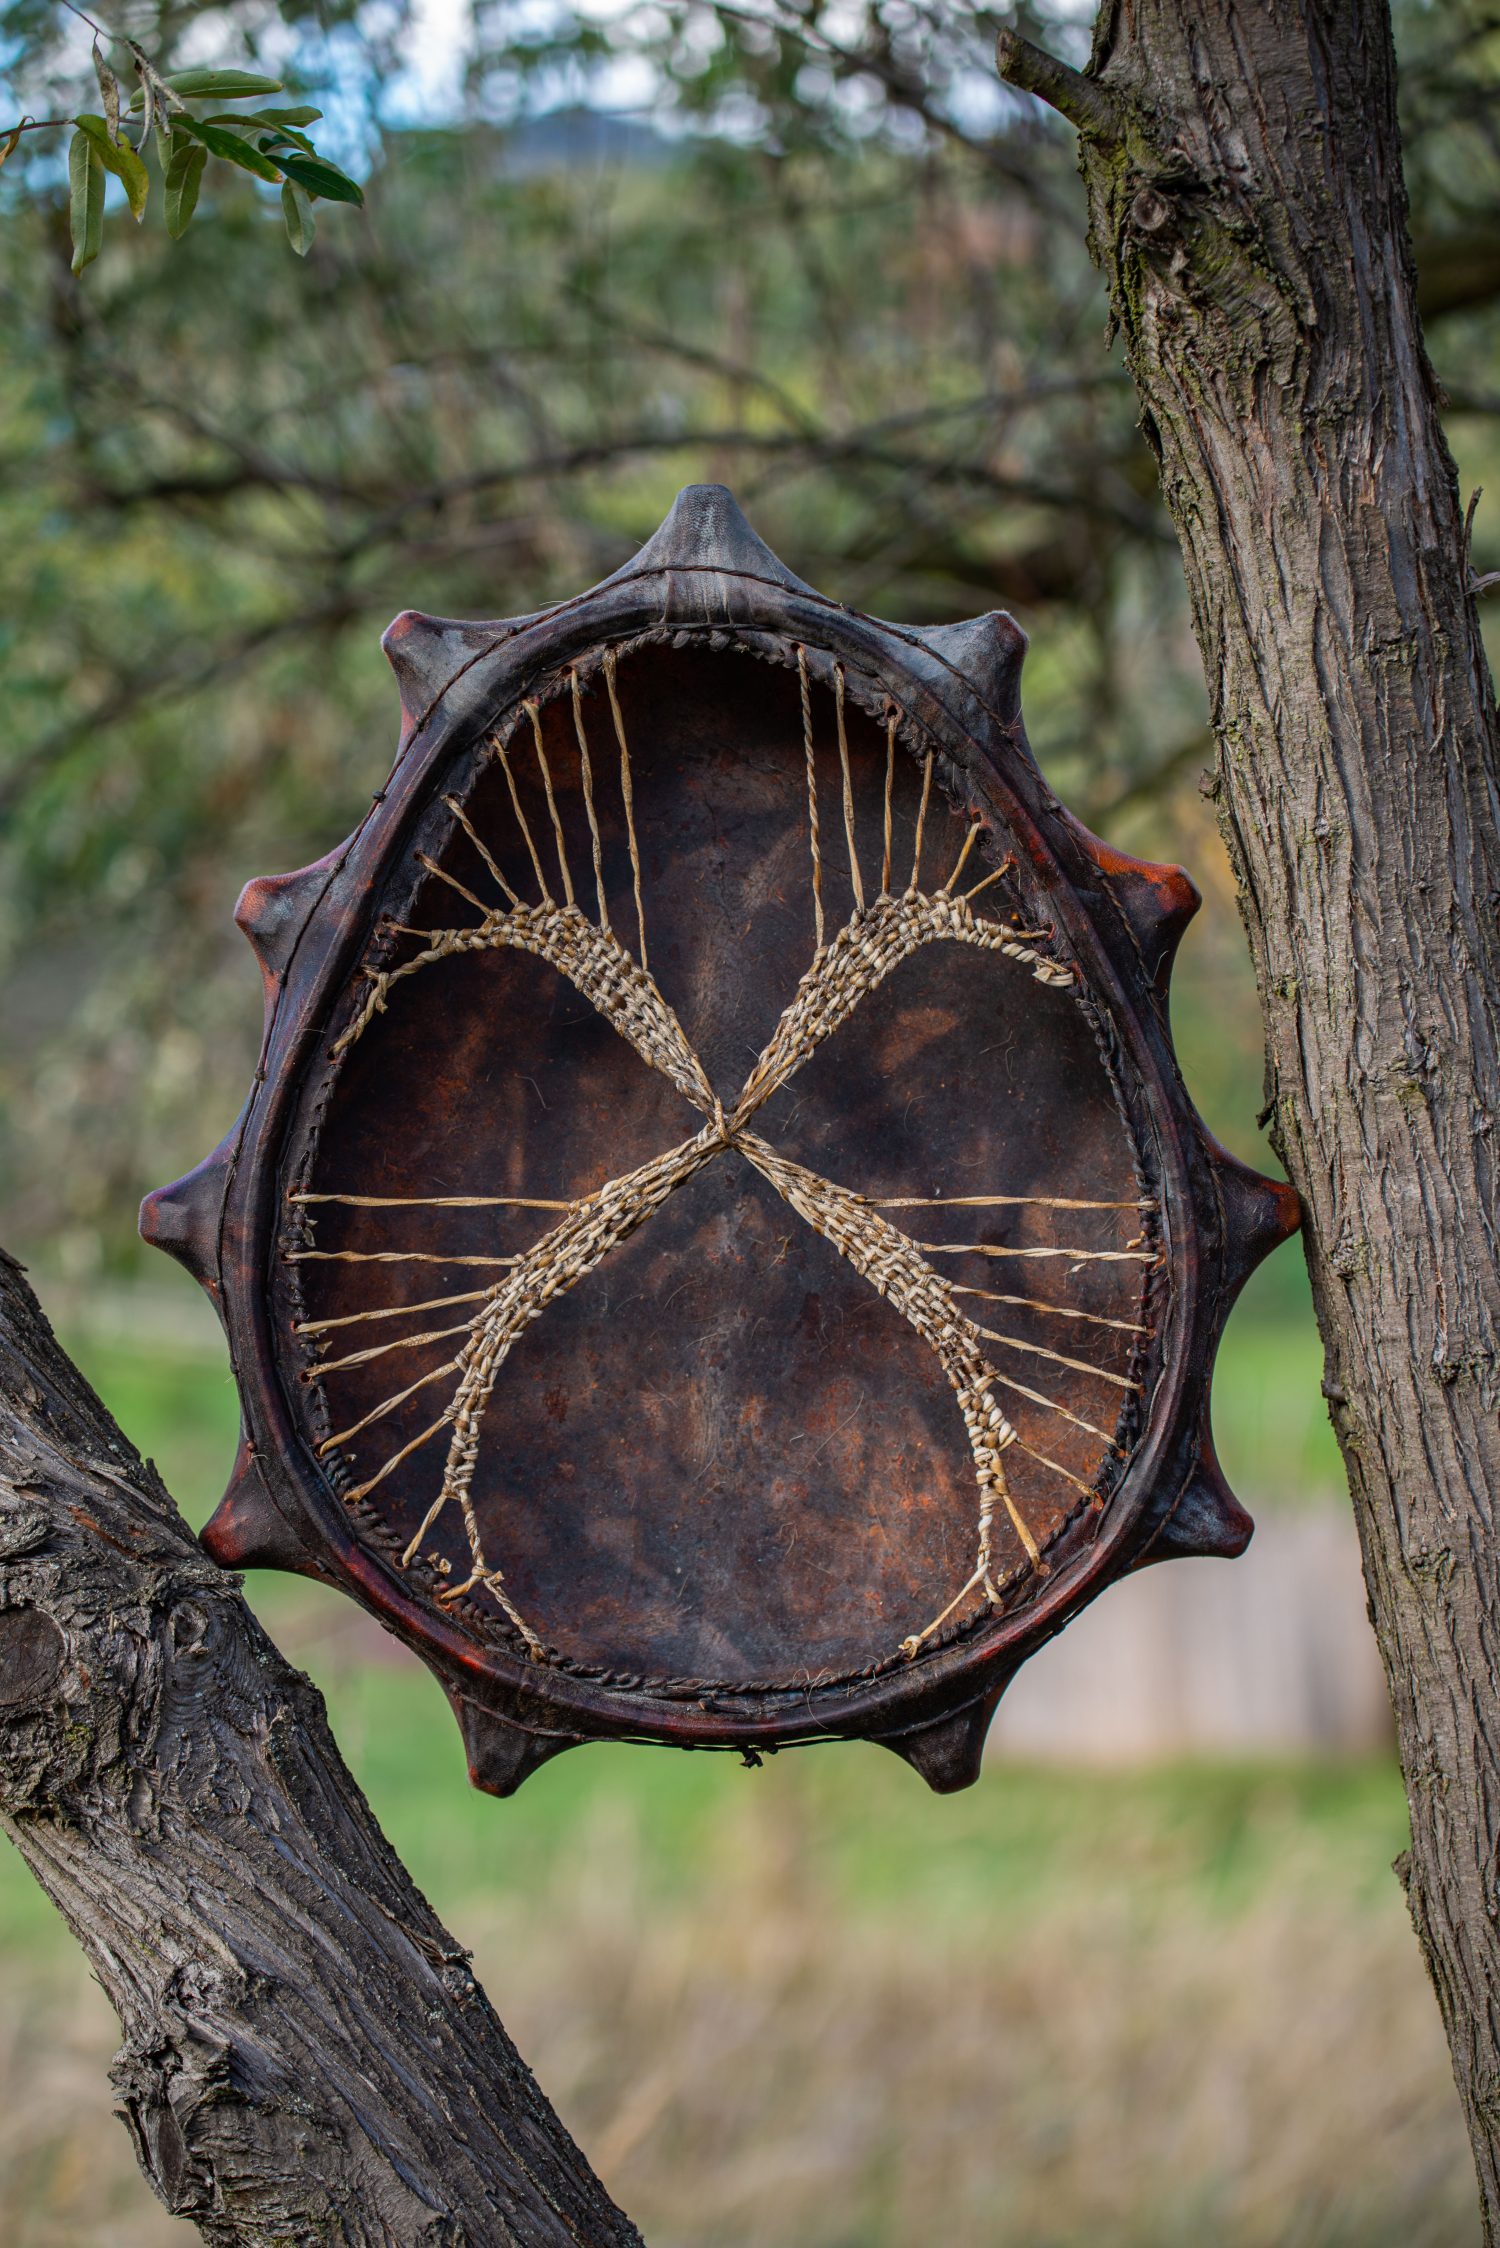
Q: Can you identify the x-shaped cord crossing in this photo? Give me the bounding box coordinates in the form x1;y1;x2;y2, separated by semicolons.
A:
313;855;1102;1668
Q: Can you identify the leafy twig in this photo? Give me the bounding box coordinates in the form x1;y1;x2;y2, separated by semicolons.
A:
2;12;364;271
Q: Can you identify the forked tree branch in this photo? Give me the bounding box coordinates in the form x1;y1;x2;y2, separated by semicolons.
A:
0;1244;642;2247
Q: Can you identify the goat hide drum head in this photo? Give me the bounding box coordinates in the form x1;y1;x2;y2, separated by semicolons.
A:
142;485;1298;1796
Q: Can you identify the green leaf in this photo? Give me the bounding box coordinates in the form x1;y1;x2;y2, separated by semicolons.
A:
203;116;315;153
275;149;364;206
181;118;283;183
281;178;315;256
248;106;323;127
164;136;207;237
253;125;317;156
162;70;283;100
68;130;104;274
74;113;149;221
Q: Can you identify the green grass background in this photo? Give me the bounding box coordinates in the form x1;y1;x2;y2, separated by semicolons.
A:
0;1240;1359;1961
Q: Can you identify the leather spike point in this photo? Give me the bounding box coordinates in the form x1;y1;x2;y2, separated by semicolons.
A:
448;1693;581;1798
381;609;510;738
1204;1131;1302;1298
201;1436;326;1578
1137;1444;1254;1567
907;612;1028;723
1065;820;1202;990
137;1132;234;1295
235;854;341;987
877;1686;1006;1794
615;482;815;598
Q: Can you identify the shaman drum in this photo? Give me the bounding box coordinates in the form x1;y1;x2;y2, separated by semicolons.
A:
142;486;1297;1794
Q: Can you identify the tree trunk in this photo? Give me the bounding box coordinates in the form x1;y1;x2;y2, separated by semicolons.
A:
0;1244;641;2246
999;3;1500;2232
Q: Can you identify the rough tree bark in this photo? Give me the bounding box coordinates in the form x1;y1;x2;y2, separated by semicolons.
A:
0;1245;641;2246
999;3;1500;2232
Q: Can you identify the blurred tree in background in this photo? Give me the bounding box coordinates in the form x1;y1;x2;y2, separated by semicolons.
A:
0;0;1496;1269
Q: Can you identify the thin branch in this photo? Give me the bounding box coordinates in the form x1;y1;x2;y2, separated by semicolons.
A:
0;114;74;140
333;426;1168;562
994;28;1125;142
711;0;1075;211
1084;728;1215;825
0;589;365;818
58;0;109;38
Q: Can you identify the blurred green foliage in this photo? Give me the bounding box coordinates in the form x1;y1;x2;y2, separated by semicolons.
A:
0;0;1496;1301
